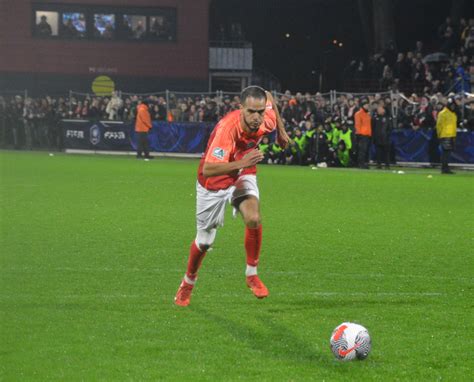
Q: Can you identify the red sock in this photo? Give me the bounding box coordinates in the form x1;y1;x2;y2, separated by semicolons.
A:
186;241;206;280
245;225;262;266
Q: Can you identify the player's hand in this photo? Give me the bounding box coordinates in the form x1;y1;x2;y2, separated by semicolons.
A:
241;149;265;168
277;129;291;149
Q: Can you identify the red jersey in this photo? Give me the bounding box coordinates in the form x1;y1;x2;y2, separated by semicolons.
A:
198;103;277;191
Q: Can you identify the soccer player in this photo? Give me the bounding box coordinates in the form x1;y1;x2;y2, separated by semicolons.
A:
175;86;290;306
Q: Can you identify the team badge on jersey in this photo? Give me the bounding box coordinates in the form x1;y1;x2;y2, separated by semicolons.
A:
246;142;256;148
212;147;225;160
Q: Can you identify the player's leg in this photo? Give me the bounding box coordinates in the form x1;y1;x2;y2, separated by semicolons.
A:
233;176;269;299
186;228;216;281
238;195;262;268
175;183;228;306
175;228;216;307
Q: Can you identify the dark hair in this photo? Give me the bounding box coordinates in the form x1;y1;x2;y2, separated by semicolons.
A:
240;86;267;105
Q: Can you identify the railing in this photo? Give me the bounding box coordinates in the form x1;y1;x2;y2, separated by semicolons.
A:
209;40;252;49
342;79;427;94
5;88;471;128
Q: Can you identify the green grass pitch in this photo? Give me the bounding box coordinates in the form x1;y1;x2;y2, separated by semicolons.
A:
1;151;473;380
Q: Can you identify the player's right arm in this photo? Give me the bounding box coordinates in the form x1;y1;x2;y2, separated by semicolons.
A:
203;150;264;177
266;91;290;149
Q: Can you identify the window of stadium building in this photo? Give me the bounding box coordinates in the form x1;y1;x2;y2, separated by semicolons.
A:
149;15;175;41
94;14;115;39
121;15;147;40
32;6;176;42
35;11;59;37
60;12;86;38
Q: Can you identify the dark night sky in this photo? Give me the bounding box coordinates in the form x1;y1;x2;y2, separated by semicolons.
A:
210;0;472;92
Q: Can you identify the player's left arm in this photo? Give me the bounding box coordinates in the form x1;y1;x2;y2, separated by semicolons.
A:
266;91;290;149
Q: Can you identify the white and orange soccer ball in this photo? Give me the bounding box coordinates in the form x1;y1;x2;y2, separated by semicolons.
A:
330;322;371;361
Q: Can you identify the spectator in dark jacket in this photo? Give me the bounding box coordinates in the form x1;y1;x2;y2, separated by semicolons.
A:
441;26;458;53
393;53;411;81
36;15;53;37
372;105;392;169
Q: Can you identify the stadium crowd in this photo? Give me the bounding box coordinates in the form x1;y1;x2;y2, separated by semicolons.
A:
1;15;472;167
344;17;473;95
1;89;472;168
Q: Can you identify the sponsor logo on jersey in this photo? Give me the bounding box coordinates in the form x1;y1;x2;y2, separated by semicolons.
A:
247;142;256;149
212;147;225;160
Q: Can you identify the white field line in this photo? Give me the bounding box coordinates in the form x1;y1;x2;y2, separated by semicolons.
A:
2;267;472;282
65;149;201;158
0;291;446;300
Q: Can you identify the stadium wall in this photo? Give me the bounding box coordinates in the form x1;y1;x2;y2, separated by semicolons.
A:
0;0;211;95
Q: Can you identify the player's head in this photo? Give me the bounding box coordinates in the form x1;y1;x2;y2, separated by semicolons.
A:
240;86;267;132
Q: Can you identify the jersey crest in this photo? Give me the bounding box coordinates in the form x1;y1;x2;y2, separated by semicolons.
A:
212;147;225;160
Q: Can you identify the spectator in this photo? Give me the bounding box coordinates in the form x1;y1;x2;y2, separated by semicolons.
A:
202;102;218;122
354;99;372;169
354;61;366;80
414;40;424;56
393;53;410;81
412;60;426;84
88;99;101;121
336;120;353;167
259;136;285;165
106;91;123;120
464;26;474;49
102;23;114;39
343;60;358;81
438;16;454;39
372;105;392;169
291;128;308;165
436;97;457;174
134;20;146;39
135;99;153;159
336;140;350;167
23;98;35;150
440;26;458;53
383;40;397;67
117;18;133;39
61;19;78;38
36;15;52;37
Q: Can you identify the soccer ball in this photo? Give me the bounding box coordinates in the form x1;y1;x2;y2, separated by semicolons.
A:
330;322;371;361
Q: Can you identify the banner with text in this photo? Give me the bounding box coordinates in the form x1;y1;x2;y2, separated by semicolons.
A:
61;120;214;153
62;120;474;163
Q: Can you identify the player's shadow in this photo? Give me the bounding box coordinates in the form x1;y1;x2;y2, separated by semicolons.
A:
194;306;326;366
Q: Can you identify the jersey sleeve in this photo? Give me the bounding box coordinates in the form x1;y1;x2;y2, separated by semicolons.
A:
204;125;234;163
261;101;277;133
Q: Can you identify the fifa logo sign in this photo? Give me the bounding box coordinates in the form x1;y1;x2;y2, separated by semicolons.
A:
90;124;101;145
